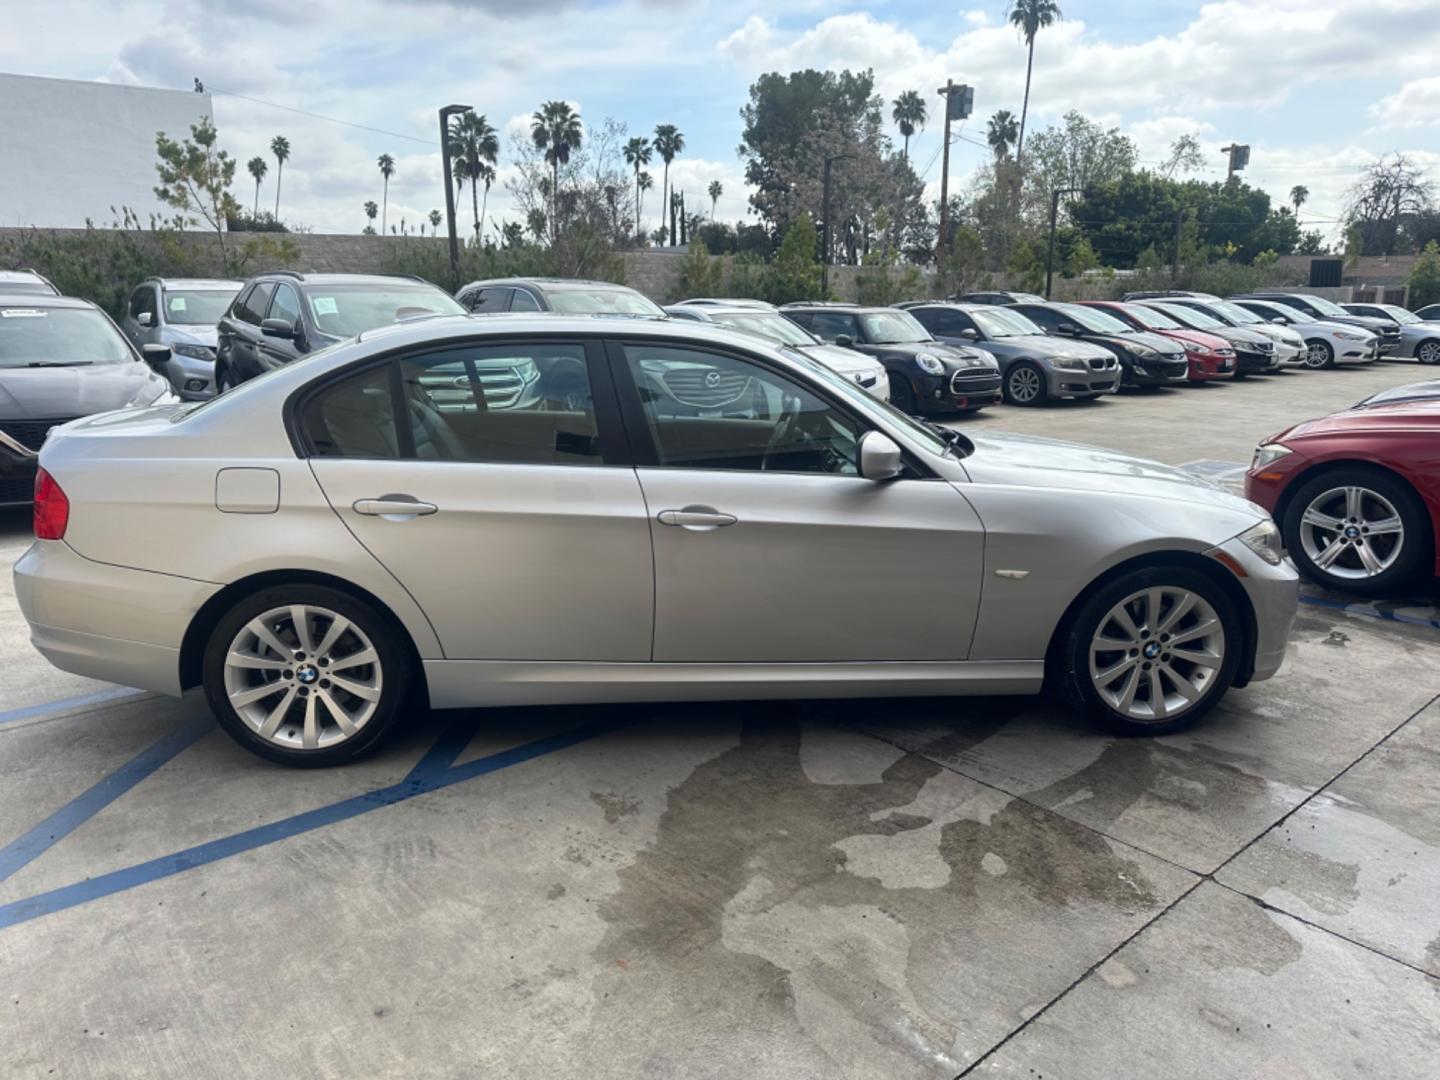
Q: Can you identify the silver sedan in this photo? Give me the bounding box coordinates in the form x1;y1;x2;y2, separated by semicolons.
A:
15;315;1299;766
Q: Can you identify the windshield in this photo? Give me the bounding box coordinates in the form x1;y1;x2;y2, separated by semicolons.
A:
1057;303;1131;334
710;312;816;346
1207;301;1258;325
1381;305;1419;324
0;306;134;366
305;284;464;338
860;311;931;344
546;288;664;316
162;288;240;326
1155;303;1223;330
1303;294;1350;317
971;307;1043;337
1122;304;1181;330
1250;303;1298;324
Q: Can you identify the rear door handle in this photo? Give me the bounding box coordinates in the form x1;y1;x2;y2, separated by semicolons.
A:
353;496;438;518
657;507;737;530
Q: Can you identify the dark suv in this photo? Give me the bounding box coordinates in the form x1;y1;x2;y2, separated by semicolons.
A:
216;273;464;389
780;303;1001;414
455;277;664;316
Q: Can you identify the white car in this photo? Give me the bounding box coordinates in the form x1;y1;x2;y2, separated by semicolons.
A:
1232;299;1378;369
1166;299;1307;366
1342;303;1440;365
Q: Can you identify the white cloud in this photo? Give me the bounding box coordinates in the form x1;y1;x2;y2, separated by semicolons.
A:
1371;76;1440;129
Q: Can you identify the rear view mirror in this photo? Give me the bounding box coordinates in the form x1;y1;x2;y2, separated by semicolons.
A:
858;430;903;481
137;311;154;327
141;343;171;367
261;317;296;339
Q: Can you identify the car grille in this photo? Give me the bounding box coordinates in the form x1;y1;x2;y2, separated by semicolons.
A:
1088;358;1111;370
950;369;1001;393
1254;340;1274;353
475;368;527;408
0;419;75;454
662;368;752;408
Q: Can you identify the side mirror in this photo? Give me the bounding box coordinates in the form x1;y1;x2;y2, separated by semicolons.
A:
1270;317;1285;324
137;311;154;327
141;343;171;367
858;430;904;481
1057;322;1081;336
261;317;297;339
959;327;979;340
834;333;855;347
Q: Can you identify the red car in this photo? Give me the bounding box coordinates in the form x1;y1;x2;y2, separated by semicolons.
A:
1080;301;1236;382
1244;381;1440;596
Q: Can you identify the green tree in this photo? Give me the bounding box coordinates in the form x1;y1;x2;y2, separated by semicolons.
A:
1007;236;1046;291
1290;184;1309;221
377;153;395;235
623;136;652;236
637;171;653;233
1063;233;1099;277
767;212;823;303
937;225;986;296
1025;111;1136;216
1161;133;1204;179
246;155;267;216
1007;0;1062;162
678;240;724;298
653;124;685;246
269;135;290;219
428;208;442;236
154;118;239;269
1408;240;1440;308
986;110;1019;160
890;89;927;162
532;102;584;242
708;179;723;220
449;111;499;245
363;200;378;234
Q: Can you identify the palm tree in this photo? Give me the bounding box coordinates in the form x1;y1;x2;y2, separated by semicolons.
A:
531;101;584;242
986;110;1019;160
652;124;685;246
623;136;652;236
428;209;442;236
1290;185;1310;224
708;180;723;221
448;111;499;246
637;171;653;237
475;162;496;241
891;90;927;162
246;156;267;217
526;208;548;243
363;200;378;234
377;154;395;235
1007;0;1062;162
270;135;290;219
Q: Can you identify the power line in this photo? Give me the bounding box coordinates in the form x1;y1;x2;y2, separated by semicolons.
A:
206;85;439;147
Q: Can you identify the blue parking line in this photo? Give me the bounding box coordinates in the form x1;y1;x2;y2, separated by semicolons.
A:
0;687;146;728
1300;593;1440;632
0;713;628;931
0;712;212;883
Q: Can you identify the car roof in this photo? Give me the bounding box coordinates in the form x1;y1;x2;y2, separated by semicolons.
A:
667;304;780;318
673;297;774;308
147;277;244;289
0;293;95;310
251;272;439;288
458;277;635;291
781;303;898;314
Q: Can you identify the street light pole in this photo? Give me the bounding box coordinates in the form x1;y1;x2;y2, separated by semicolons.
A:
936;79;953;261
821;153;852;298
1044;186;1080;299
438;103;472;288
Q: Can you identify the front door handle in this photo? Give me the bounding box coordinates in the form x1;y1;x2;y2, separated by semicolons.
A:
353;496;438;518
657;506;737;530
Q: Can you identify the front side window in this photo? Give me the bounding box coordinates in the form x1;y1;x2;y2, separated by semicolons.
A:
164;288;240;326
808;312;860;342
268;283;302;327
1017;306;1064;332
128;287;156;320
622;344;863;475
239;282;276;325
0;306;135;367
467;288;511;313
509;289;541;312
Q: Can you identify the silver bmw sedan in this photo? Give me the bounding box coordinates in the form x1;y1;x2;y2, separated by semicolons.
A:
15;314;1298;766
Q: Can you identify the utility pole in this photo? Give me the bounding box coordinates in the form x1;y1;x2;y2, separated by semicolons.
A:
821;153;852;298
937;78;954;261
1044;186;1079;299
438;103;472;288
1172;209;1184;277
1221;143;1250;183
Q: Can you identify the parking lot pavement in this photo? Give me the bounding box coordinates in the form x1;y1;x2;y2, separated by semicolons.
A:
2;357;1439;1078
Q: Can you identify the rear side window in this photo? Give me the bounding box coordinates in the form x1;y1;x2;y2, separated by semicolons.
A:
509;289;541;312
466;287;511;313
302;365;399;458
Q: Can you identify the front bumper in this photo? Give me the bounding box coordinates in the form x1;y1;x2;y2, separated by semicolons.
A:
1272;342;1306;367
906;368;1002;413
1334;339;1379;364
1044;361;1120;397
1186;353;1237;381
1235;348;1280;374
1123;357;1190;386
161;349;218;400
1207;534;1300;684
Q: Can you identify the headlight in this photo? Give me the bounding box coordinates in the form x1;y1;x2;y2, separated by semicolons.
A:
1237;519;1285;566
1334;330;1368;341
1051;356;1087;371
1252;443;1292;470
914;352;946;375
170;342;213;360
1182;341;1207;355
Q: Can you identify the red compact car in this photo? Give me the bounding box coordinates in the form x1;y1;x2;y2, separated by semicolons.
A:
1080;301;1236;382
1244;381;1440;596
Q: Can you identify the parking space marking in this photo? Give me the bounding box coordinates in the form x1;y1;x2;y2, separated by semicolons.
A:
1301;592;1440;633
0;711;212;884
0;711;630;931
0;686;146;729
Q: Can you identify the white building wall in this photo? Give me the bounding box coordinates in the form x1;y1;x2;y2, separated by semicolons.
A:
0;72;214;228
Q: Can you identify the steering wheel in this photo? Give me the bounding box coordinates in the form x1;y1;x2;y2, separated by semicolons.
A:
760;394;803;471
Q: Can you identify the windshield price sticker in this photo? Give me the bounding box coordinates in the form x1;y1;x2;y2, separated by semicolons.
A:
1;309;48;318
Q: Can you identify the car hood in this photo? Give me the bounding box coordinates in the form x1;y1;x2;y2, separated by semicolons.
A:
1331;313;1390;333
791;342;882;376
1075;330;1183;357
0;362;164;418
873;340;998;370
1248;323;1305;346
1155;328;1231;351
982;335;1115;360
1212;325;1274;347
962;430;1264;518
1273;399;1440;442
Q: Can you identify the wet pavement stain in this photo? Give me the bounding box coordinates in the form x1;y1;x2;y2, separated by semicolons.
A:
584;716;1181;1080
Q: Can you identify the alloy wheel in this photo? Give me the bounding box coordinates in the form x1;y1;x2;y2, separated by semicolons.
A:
1418;340;1440;365
1298;486;1405;580
222;604;383;750
1088;586;1225;723
1008;366;1041;403
1304;342;1331;368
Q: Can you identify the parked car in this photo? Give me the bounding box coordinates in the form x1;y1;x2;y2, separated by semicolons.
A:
1246;390;1440;595
0;269;59;296
1135;301;1283;375
456;277;665;316
781;303;1001;414
1120;290;1221;303
1232;292;1400;355
671;298;774;310
1413;304;1440;322
1078;301;1235;382
899;301;1119;405
216;273;464;389
1354;379;1440;408
1230;298;1379;369
1008;301;1190;388
17;314;1298;765
1157;297;1307;366
666;302;889;400
120;277;243;400
0;294;176;506
955;291;1046;305
1341;303;1440;365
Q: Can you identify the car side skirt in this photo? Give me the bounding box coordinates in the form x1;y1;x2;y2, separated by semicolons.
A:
422;659;1044;709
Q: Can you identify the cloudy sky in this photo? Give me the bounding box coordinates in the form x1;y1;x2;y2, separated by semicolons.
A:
2;0;1437;242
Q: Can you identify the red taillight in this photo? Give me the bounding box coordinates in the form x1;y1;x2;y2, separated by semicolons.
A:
33;468;69;540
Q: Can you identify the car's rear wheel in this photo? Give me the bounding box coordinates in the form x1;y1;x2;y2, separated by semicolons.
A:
1416;339;1440;365
1304;340;1334;369
1004;361;1047;406
1280;467;1430;596
888;372;917;414
1060;567;1242;736
202;584;414;766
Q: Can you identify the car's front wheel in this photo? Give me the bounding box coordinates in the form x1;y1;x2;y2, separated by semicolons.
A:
1060;567;1243;736
1003;361;1047;406
888;372;917;414
1304;340;1334;369
202;584;414;766
1416;339;1440;365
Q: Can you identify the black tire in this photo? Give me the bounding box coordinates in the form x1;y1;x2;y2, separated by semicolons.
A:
215;364;236;394
1280;466;1431;597
1416;339;1440;365
1003;361;1048;406
202;584;415;767
888;372;917;414
1232;369;1247;380
1303;339;1334;369
1058;566;1243;737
